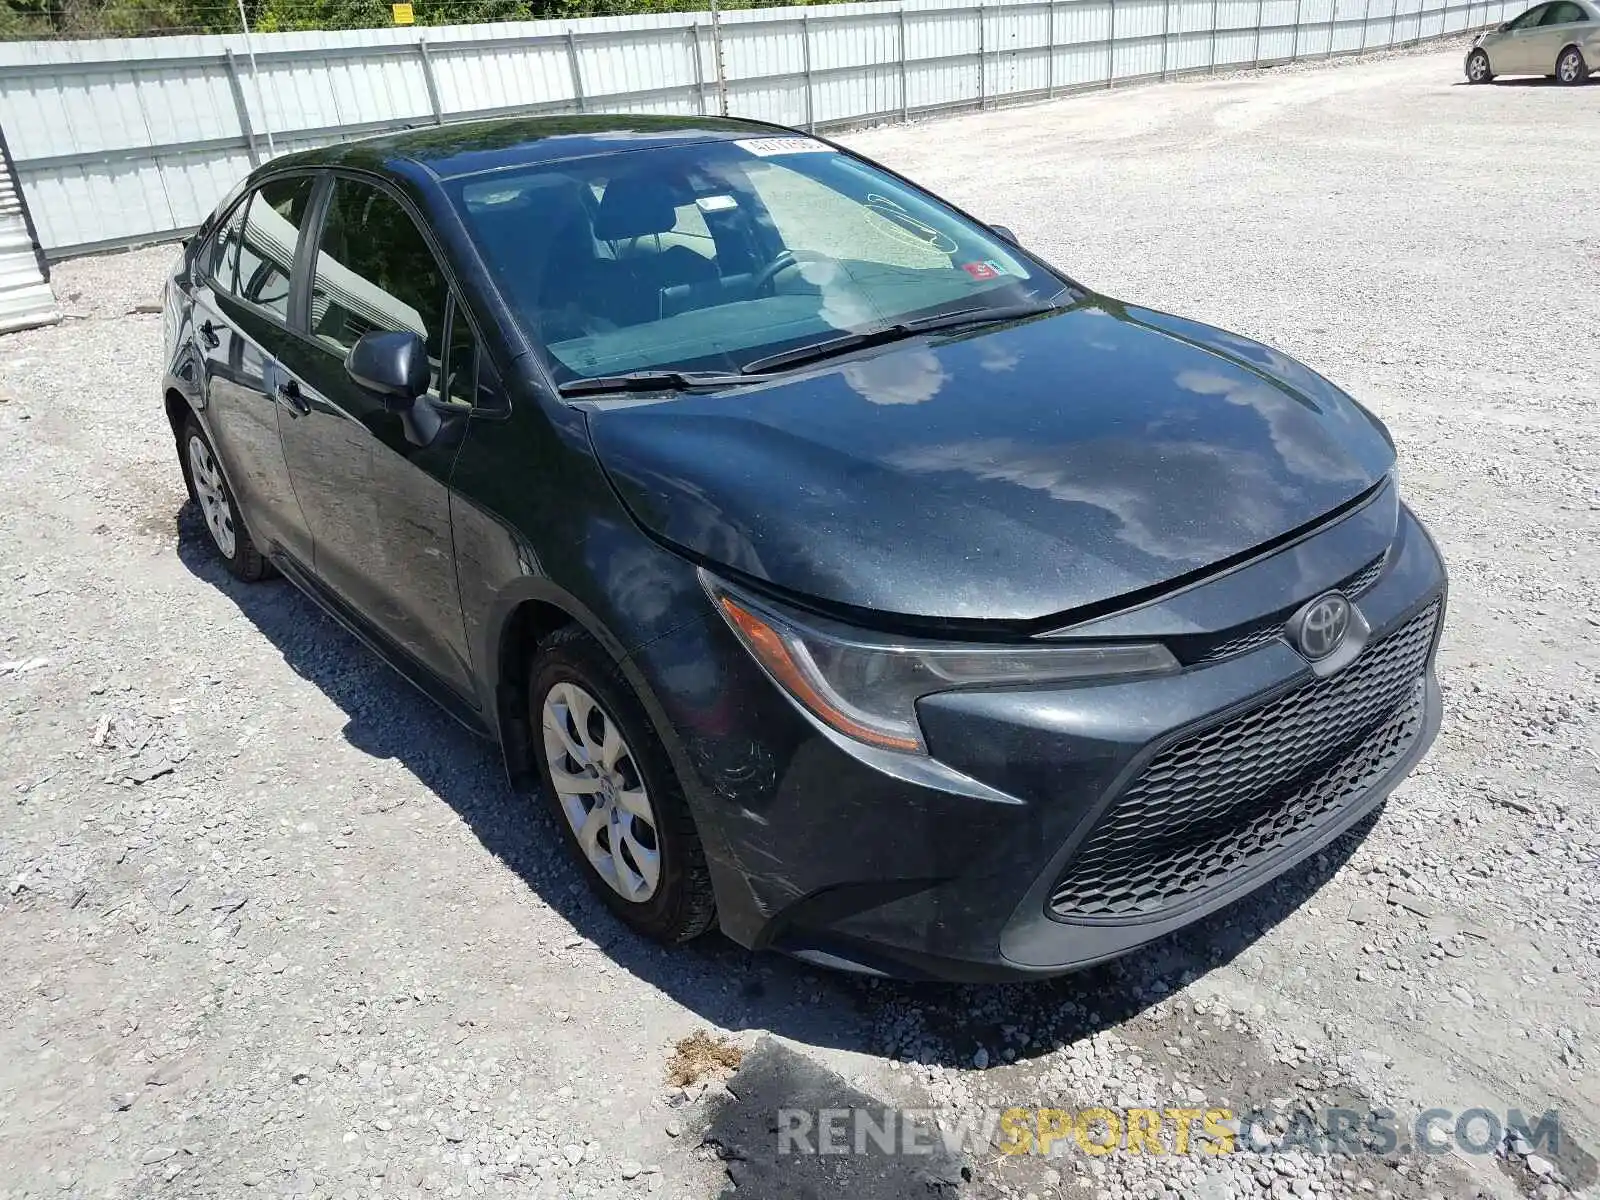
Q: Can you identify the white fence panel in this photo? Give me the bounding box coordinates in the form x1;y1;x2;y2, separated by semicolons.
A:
0;0;1499;259
434;41;576;114
0;130;56;332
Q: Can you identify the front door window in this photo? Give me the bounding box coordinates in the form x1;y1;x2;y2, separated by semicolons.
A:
309;180;447;398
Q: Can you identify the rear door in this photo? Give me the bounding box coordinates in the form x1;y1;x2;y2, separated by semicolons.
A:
190;175;317;565
272;174;478;701
1538;0;1591;68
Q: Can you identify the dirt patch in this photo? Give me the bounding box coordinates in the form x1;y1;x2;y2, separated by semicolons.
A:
667;1030;746;1088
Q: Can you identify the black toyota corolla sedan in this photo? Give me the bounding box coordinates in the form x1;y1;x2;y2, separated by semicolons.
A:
162;114;1446;981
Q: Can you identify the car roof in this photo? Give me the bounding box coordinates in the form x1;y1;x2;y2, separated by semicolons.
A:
275;114;786;183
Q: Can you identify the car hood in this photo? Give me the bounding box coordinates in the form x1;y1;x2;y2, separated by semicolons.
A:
583;296;1396;625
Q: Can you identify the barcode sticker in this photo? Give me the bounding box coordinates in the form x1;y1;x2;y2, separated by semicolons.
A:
734;136;833;157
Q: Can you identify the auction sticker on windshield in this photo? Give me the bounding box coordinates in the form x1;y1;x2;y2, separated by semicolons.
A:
736;136;833;157
962;261;1007;280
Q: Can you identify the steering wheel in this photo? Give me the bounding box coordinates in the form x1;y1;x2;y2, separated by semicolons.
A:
749;249;809;295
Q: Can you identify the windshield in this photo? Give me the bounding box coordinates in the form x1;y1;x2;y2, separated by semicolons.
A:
446;135;1067;383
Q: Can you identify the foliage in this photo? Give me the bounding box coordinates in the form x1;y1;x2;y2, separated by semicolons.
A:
0;0;829;38
1;0;208;37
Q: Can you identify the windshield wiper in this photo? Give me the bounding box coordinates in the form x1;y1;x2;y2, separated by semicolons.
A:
558;370;761;397
740;302;1061;376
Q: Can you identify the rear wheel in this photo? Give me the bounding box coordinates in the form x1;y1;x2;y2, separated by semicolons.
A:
530;626;716;944
181;417;270;581
1556;45;1588;84
1466;49;1493;83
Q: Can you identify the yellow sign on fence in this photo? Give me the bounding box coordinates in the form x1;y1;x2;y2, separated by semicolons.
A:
392;3;414;24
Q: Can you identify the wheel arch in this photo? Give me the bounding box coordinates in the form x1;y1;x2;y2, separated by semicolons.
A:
490;590;581;790
484;581;667;788
485;577;710;802
166;385;200;501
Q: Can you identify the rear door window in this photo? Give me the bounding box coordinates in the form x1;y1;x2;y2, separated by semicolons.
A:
233;176;316;320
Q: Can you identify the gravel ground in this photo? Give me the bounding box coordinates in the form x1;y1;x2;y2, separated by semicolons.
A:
2;41;1598;1200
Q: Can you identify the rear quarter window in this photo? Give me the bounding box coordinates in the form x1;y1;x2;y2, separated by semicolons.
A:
203;200;247;294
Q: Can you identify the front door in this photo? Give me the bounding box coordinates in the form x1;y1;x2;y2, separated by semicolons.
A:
191;175;317;566
273;175;477;702
1498;2;1552;72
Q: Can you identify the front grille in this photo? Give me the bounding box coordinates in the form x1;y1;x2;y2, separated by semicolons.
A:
1191;553;1389;665
1049;599;1439;920
1196;623;1281;663
1341;554;1386;598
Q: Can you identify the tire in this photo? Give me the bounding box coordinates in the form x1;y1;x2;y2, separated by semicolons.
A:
530;626;716;944
180;416;271;582
1556;45;1588;85
1466;49;1493;83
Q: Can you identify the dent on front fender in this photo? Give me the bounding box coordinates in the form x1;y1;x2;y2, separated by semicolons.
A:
445;399;726;797
617;607;811;946
618;607;1037;953
447;396;702;680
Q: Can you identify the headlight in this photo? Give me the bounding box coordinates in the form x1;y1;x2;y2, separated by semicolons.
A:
701;570;1179;754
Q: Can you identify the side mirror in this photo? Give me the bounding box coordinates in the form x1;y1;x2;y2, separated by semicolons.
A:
345;330;428;412
1497;19;1509;29
990;223;1020;245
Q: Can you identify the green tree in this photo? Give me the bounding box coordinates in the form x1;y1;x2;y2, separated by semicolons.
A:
2;0;835;38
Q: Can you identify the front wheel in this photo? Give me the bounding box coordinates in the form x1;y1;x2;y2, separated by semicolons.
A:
1556;46;1588;84
1466;49;1493;83
530;626;716;944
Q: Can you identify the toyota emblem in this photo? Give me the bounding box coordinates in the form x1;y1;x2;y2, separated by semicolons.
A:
1290;592;1352;661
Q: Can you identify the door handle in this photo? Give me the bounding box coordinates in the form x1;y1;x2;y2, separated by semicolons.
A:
198;319;220;349
275;377;312;417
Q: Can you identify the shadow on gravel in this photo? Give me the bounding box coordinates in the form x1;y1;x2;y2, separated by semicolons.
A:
1454;77;1599;86
173;500;1377;1072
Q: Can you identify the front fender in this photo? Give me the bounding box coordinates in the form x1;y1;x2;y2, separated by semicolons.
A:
450;486;710;780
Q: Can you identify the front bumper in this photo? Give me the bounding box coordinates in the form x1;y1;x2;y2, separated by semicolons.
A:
628;502;1447;982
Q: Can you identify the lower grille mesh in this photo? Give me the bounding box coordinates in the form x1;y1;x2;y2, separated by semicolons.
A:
1049;600;1440;919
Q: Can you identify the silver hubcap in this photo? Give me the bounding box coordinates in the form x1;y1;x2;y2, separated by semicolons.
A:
542;682;661;903
187;434;237;558
1469;55;1487;79
1559;55;1578;81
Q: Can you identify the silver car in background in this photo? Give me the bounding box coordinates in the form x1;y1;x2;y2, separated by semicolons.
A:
1466;0;1598;83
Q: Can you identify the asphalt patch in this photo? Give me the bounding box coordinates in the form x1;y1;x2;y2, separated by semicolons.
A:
704;1037;970;1198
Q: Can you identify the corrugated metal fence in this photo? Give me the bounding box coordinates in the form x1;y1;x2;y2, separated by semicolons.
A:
1;0;1512;263
0;123;56;332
